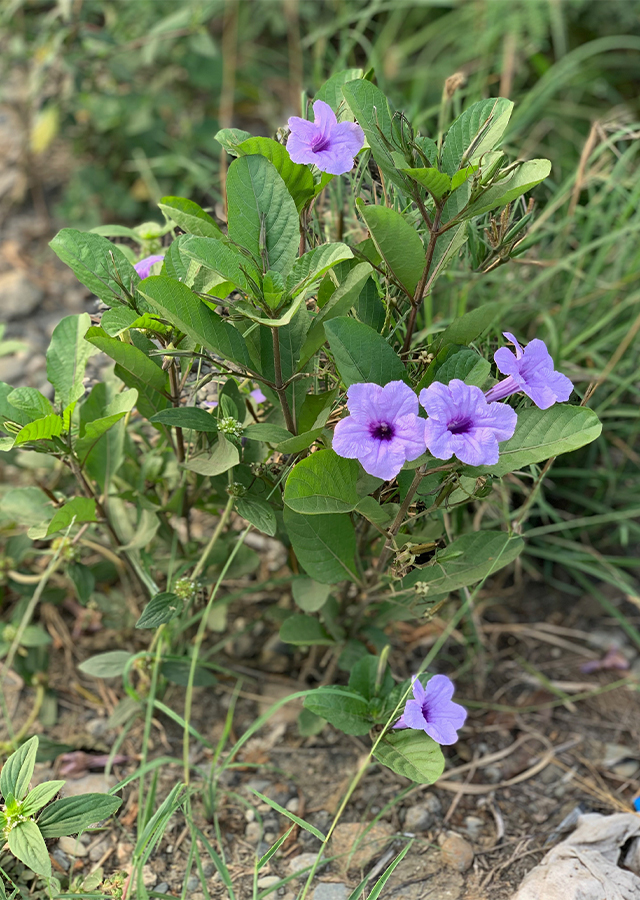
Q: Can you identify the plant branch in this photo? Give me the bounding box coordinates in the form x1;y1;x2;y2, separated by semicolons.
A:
402;203;445;355
272;326;296;433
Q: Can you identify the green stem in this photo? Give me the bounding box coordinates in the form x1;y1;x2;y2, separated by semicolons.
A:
402;203;444;355
272;326;296;433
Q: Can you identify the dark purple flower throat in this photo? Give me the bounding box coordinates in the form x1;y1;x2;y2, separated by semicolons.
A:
370;421;395;441
447;417;472;435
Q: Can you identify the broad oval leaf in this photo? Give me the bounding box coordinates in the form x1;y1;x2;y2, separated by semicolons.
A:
7;387;53;420
46;313;97;409
441;97;514;176
183;435;239;476
21;780;66;817
0;735;39;802
136;592;183;629
464;405;602;477
325;317;406;387
37;793;122;838
279;614;335;646
303;686;372;735
150;407;219;433
402;531;524;592
292;577;332;613
400;167;451;201
13;414;64;446
158;196;223;238
342;79;406;192
286;243;354;298
7;819;51;877
226;155;299;276
418;347;491;391
78;650;133;678
179;235;255;292
49;229;139;306
283;507;358;584
46;497;97;536
357;202;425;298
84;326;167;392
464;159;552;218
235;497;277;536
284;449;361;515
372;730;445;784
236;136;315;213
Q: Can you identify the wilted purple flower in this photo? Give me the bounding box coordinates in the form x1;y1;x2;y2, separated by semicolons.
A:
250;387;266;404
420;379;517;467
287;100;365;175
484;332;574;410
394;674;467;745
333;381;426;481
134;254;165;280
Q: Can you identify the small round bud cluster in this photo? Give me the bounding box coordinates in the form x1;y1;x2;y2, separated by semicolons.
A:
174;577;197;601
218;416;244;439
414;582;431;596
51;536;79;562
227;482;247;498
2;624;17;642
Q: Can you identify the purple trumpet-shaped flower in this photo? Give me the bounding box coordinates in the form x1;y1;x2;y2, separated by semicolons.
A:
333;381;426;482
394;674;467;745
420;379;517;467
134;254;165;280
287;100;365;175
484;332;574;410
250;387;267;404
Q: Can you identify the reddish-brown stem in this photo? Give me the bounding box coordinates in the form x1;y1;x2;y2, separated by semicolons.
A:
272;326;296;433
402;204;444;355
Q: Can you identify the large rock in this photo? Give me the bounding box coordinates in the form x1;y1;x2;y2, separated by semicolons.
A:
330;821;393;873
0;270;43;321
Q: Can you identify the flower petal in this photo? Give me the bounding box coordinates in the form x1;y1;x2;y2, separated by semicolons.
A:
402;698;427;730
312;100;338;137
411;675;427;704
332;416;374;459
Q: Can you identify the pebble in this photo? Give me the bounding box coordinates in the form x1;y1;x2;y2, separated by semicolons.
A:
185;874;200;891
404;804;435;832
257;875;281;888
286;797;299;813
117;840;134;863
51;848;70;871
312;884;348;900
331;821;393;872
287;852;322;875
154;884;169;894
464;815;485;840
439;832;474;872
245;820;262;843
0;270;43;320
141;865;157;888
58;835;89;857
89;837;111;861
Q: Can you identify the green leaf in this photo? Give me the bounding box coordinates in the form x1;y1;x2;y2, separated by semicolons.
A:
1;736;39;802
76;408;135;461
13;414;63;445
286;243;354;298
84;326;167;393
78;651;133;678
215;126;252;156
150;407;219;432
357;203;424;297
297;388;338;434
138;276;251;367
464;159;552;218
21;780;66;816
303;686;372;735
442;98;514;176
46;313;97;408
325;317;406;387
427;224;469;288
235;497;277;536
298;263;373;369
284;449;361;515
118;507;160;552
275;428;323;454
283;507;357;584
37;794;122;838
158;196;223;237
354;496;395;527
354;276;385;332
372;730;445;784
279;614;335;646
230;293;307;328
418;347;491;391
464;406;602;477
7;387;53;420
298;707;326;737
0;487;52;527
402;531;524;591
136;592;183;629
46;497;97;536
400;167;451;200
183;435;239;476
291;577;332;613
0;382;31;429
314;68;364;112
243;422;291;444
249;789;326;840
7;819;51;877
49;228;139;306
437;301;504;348
67;563;95;604
342;79;404;190
235;136;315;213
179;235;255;292
226;155;299;276
100;307;139;336
348;655;393;701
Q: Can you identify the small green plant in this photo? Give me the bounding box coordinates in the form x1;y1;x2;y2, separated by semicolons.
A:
0;736;121;888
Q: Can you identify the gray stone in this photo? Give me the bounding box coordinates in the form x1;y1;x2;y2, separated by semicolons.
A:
89;837;111;861
154;885;169;895
287;853;324;875
257;876;281;888
141;865;157;888
313;884;348;900
464;815;485;840
185;874;201;891
51;848;69;871
245;820;262;843
439;833;474;872
0;270;43;321
404;804;436;832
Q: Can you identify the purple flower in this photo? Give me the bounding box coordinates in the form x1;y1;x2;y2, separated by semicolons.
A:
250;387;266;404
420;379;517;467
484;332;574;410
134;254;165;280
333;381;426;481
287;100;365;175
393;674;467;745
